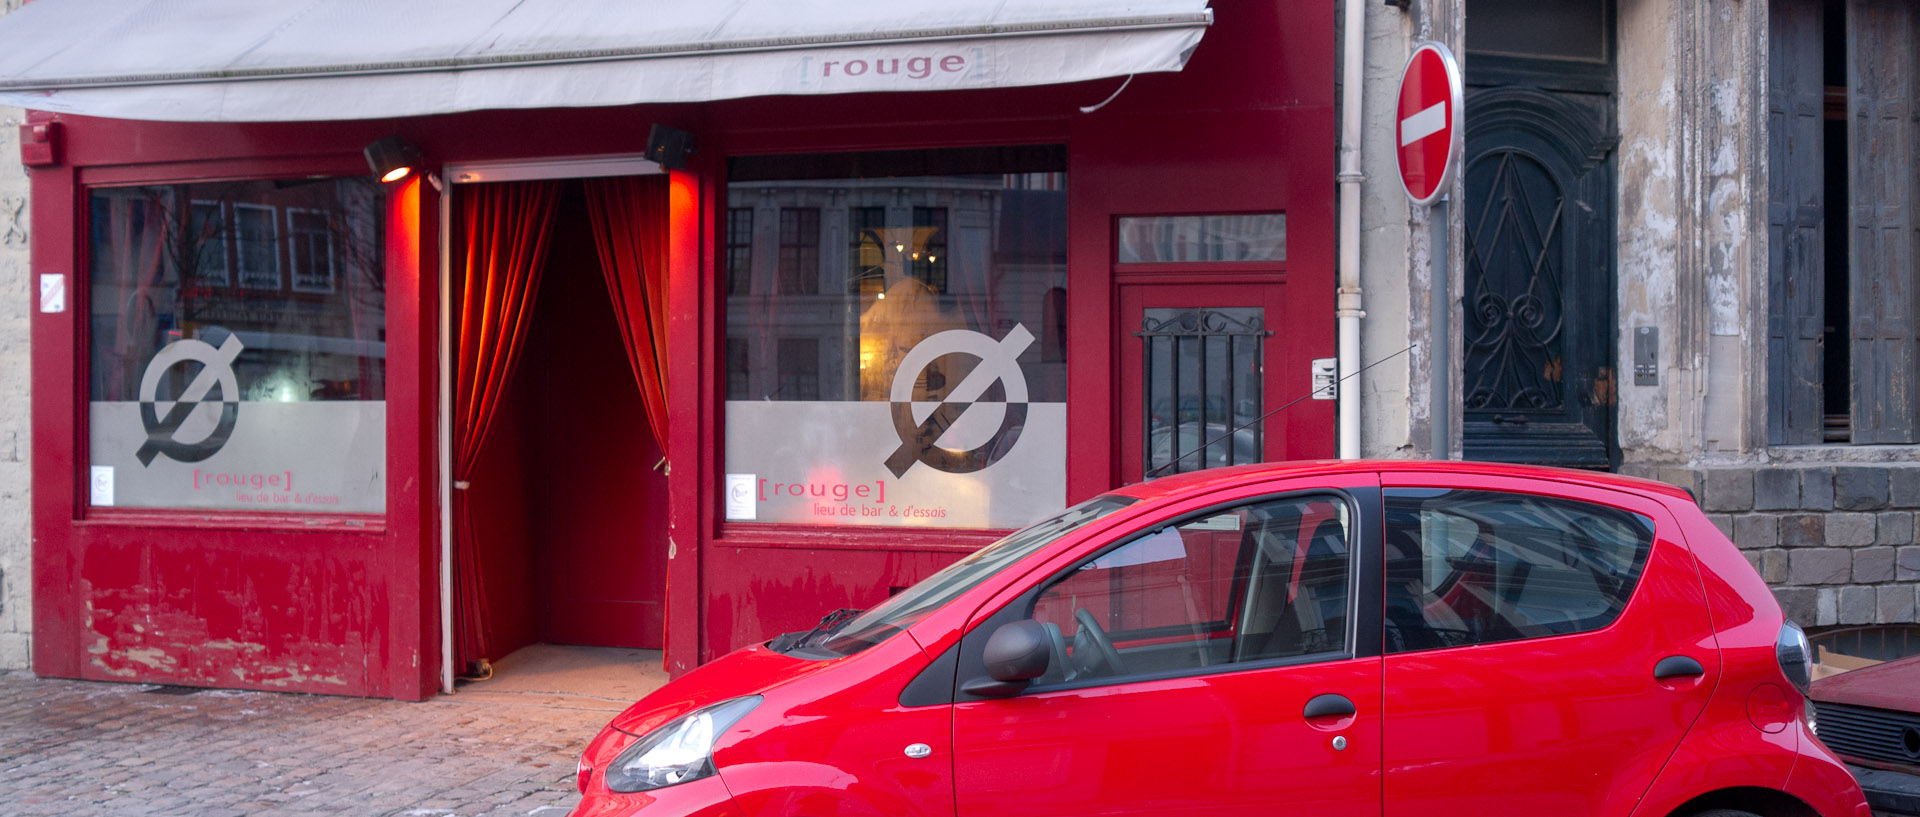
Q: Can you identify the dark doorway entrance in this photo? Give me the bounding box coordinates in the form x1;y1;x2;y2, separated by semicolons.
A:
456;178;669;670
1461;0;1619;469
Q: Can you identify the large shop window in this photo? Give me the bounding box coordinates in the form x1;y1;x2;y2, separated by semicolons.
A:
87;178;387;513
723;147;1067;529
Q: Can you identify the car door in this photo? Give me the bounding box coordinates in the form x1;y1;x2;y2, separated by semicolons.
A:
951;476;1384;817
1377;472;1718;817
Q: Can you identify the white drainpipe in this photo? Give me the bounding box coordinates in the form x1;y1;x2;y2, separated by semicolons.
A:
1336;0;1366;459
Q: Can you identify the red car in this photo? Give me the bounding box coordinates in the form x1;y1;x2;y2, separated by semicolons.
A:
568;461;1867;817
1812;651;1920;815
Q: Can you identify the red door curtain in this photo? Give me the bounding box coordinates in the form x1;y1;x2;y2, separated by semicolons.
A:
452;181;561;671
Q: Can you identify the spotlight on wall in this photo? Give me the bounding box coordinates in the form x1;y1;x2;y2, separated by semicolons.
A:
363;135;425;184
645;124;696;170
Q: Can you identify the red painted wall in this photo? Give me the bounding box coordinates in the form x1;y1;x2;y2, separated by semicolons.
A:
27;0;1334;694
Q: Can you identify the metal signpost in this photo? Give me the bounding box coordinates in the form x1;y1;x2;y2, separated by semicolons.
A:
1396;41;1463;459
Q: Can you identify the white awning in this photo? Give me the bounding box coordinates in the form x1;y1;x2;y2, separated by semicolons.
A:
0;0;1211;122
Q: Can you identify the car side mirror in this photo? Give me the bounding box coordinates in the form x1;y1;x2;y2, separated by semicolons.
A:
962;619;1053;697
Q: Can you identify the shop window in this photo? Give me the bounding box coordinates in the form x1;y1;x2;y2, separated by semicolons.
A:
723;146;1068;529
86;178;387;513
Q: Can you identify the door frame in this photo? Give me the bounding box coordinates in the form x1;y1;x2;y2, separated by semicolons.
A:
436;154;663;693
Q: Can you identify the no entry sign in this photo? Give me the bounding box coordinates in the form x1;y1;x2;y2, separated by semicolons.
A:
1396;42;1463;205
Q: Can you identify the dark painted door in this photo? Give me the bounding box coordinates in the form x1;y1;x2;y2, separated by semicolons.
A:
1461;25;1619;469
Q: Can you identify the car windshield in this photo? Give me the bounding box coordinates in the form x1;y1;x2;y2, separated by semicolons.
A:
803;495;1139;656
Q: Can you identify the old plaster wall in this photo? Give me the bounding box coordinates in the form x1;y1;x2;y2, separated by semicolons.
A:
1614;0;1767;465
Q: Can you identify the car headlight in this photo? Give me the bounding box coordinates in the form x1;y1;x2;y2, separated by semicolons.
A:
604;697;760;794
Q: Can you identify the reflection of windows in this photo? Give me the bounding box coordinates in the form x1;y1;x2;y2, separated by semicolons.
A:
722;147;1070;529
86;177;388;513
777;338;820;400
1028;495;1351;686
1117;213;1287;264
777;208;820;295
189;200;231;286
1383;489;1652;653
287;208;336;293
911;206;947;290
726;208;754;296
726;338;750;399
234;203;281;290
848;206;886;294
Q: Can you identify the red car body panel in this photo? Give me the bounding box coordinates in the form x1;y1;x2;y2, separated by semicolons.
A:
566;461;1869;817
1377;471;1719;817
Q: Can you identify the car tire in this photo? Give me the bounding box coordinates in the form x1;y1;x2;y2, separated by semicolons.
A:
1688;810;1763;817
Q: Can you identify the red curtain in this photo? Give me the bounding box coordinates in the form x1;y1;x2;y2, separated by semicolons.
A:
582;176;671;448
452;181;561;670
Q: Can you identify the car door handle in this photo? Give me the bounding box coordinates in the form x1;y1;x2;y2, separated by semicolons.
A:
1653;655;1705;680
1304;693;1356;719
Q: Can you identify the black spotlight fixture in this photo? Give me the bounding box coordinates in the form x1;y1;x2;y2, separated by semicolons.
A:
364;135;424;184
645;124;696;170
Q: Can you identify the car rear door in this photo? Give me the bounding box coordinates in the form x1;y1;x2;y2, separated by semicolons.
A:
1377;472;1718;817
951;474;1384;817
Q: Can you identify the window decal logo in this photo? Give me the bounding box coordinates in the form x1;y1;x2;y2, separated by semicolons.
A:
885;324;1032;477
136;335;243;466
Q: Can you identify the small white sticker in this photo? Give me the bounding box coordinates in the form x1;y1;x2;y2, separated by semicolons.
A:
1311;357;1338;400
724;473;756;521
39;274;65;313
89;466;114;506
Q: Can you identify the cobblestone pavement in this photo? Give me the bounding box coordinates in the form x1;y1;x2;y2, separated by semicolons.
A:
0;670;626;817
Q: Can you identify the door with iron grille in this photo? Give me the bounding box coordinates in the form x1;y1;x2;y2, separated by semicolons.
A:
1119;284;1284;483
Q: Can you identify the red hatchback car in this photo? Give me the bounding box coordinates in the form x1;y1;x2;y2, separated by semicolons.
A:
568;461;1868;817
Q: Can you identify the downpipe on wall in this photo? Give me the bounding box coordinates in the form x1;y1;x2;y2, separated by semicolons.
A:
1336;0;1366;459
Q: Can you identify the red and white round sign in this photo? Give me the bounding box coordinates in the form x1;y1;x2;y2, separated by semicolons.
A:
1396;42;1463;205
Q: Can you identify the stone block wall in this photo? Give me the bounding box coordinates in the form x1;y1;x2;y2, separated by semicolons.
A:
0;102;28;670
1636;464;1920;630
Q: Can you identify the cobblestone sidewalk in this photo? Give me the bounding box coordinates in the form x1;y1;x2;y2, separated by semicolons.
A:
0;670;622;817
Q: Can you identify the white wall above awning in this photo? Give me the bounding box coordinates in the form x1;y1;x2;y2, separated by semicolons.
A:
0;0;1211;122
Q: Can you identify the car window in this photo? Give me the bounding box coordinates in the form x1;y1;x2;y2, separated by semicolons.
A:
1025;494;1352;686
1383;488;1654;653
811;494;1138;656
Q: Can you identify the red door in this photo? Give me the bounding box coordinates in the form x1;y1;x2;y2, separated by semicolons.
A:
1377;472;1718;817
1117;283;1291;485
952;477;1383;817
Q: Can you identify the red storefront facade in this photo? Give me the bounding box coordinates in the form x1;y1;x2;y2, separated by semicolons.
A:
25;1;1334;699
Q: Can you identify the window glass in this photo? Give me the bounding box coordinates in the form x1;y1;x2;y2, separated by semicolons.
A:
87;178;386;512
813;494;1138;656
1028;495;1351;685
723;147;1068;529
1383;489;1654;653
1117;214;1286;263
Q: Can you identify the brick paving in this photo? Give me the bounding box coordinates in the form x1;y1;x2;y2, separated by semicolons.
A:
0;670;621;817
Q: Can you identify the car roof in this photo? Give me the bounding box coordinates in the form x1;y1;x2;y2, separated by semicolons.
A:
1105;459;1696;504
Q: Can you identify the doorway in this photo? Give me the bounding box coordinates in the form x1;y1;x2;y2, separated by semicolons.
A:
1118;283;1287;484
1461;0;1620;469
444;164;670;689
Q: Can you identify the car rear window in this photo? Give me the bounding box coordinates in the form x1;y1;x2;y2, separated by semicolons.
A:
1383;488;1655;653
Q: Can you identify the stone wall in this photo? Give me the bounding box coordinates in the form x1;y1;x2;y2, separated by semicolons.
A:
0;102;28;670
1630;464;1920;629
